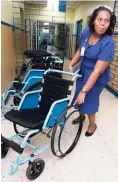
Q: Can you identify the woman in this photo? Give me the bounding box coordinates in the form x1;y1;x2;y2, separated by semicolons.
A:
69;5;116;137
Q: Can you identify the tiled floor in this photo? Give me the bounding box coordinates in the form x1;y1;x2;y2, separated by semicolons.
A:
1;58;118;182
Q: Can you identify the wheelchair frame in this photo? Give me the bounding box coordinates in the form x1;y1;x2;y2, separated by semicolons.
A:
1;69;81;179
1;70;44;111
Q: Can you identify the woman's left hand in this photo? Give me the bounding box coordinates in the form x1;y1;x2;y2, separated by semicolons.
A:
74;91;86;105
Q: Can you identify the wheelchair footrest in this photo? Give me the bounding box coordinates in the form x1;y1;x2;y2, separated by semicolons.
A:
1;135;24;154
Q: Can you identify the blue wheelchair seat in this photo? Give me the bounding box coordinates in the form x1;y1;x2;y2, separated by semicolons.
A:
5;74;72;130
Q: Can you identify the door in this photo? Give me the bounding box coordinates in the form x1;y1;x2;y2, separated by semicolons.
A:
65;24;73;59
76;20;83;51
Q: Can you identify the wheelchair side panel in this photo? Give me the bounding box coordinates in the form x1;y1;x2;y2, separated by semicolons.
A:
46;101;69;127
22;77;43;92
23;70;44;82
19;92;40;109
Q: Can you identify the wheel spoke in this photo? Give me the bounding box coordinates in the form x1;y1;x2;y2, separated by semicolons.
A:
51;106;83;157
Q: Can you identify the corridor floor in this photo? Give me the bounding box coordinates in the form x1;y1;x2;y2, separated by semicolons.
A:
1;87;118;182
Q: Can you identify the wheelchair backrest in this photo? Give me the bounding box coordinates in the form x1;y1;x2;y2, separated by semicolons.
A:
23;70;44;83
39;74;73;114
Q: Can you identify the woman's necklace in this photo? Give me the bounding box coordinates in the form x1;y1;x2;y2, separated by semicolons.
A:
88;34;100;45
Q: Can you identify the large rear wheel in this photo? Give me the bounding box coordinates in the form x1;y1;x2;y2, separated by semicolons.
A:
51;106;83;157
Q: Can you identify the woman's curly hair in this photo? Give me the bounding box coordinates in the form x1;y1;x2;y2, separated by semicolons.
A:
88;6;116;35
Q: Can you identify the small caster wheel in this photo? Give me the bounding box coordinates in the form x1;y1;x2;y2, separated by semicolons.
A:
1;143;9;158
26;158;45;180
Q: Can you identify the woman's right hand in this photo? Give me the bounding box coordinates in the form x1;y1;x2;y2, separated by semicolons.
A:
68;63;73;72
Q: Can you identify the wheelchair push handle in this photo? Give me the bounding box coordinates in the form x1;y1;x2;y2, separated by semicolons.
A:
44;69;82;80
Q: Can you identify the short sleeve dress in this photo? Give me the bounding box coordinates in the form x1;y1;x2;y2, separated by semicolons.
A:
72;27;115;114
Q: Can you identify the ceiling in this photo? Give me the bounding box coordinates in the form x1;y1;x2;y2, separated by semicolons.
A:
14;0;81;10
66;1;81;10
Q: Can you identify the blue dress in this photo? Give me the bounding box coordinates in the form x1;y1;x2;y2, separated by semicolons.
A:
72;27;115;114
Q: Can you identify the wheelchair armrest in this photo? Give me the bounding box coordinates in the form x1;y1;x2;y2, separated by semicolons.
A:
4;81;20;97
2;90;19;109
42;98;69;129
18;90;42;110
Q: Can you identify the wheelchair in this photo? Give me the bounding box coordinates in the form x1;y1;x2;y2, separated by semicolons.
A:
1;69;44;112
1;69;83;180
15;48;50;79
15;50;52;82
23;50;63;77
2;54;64;112
26;52;63;72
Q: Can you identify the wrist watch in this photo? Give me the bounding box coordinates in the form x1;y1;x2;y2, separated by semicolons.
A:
81;87;87;94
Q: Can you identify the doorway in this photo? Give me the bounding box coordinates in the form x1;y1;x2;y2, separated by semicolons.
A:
76;20;83;51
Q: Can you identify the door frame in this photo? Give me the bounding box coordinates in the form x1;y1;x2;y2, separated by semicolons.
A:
76;19;83;51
